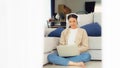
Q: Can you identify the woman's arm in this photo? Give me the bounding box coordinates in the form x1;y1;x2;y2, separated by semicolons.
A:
59;30;66;45
78;29;89;52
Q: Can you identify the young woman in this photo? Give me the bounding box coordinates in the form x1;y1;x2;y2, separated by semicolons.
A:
48;14;91;68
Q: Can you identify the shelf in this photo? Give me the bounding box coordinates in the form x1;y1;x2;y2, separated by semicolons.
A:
51;25;66;28
47;20;66;28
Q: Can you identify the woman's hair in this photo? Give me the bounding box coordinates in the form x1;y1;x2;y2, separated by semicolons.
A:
68;14;78;20
67;14;78;28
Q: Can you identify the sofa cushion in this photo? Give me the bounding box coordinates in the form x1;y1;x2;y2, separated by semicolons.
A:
77;13;94;27
48;27;64;37
44;37;60;53
81;23;101;36
88;37;101;49
88;50;101;60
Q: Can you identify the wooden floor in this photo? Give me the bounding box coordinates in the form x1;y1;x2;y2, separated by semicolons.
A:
43;61;102;68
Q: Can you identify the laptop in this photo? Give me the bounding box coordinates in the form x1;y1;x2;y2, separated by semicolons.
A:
57;45;80;57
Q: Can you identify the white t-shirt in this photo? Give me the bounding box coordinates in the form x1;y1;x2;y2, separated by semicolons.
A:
67;28;78;45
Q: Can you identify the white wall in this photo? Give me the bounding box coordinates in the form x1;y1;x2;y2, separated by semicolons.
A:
55;0;101;13
0;0;46;68
44;0;51;28
55;0;85;13
64;0;85;13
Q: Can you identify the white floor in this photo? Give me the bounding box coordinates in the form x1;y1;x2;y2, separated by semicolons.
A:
43;61;102;68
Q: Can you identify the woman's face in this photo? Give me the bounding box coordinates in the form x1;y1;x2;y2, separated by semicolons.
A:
68;17;78;29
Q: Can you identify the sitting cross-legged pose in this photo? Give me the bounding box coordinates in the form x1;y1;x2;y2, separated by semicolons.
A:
48;14;91;68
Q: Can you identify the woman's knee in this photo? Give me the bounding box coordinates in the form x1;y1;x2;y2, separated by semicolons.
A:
81;52;91;62
48;54;52;61
84;52;91;61
47;53;57;62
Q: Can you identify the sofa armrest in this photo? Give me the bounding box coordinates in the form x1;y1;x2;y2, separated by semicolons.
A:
44;37;60;53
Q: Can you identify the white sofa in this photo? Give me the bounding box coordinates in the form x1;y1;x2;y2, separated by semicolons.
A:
44;3;101;65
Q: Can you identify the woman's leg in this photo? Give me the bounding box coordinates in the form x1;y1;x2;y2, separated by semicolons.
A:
48;52;85;66
67;52;91;62
67;52;91;68
48;52;91;66
47;52;69;66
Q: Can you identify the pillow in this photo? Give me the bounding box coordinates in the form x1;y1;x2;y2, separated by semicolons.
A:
48;27;64;37
94;12;101;26
80;22;101;36
77;13;94;27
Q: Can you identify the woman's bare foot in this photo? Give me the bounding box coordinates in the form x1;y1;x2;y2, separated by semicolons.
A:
77;62;86;68
68;61;86;68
